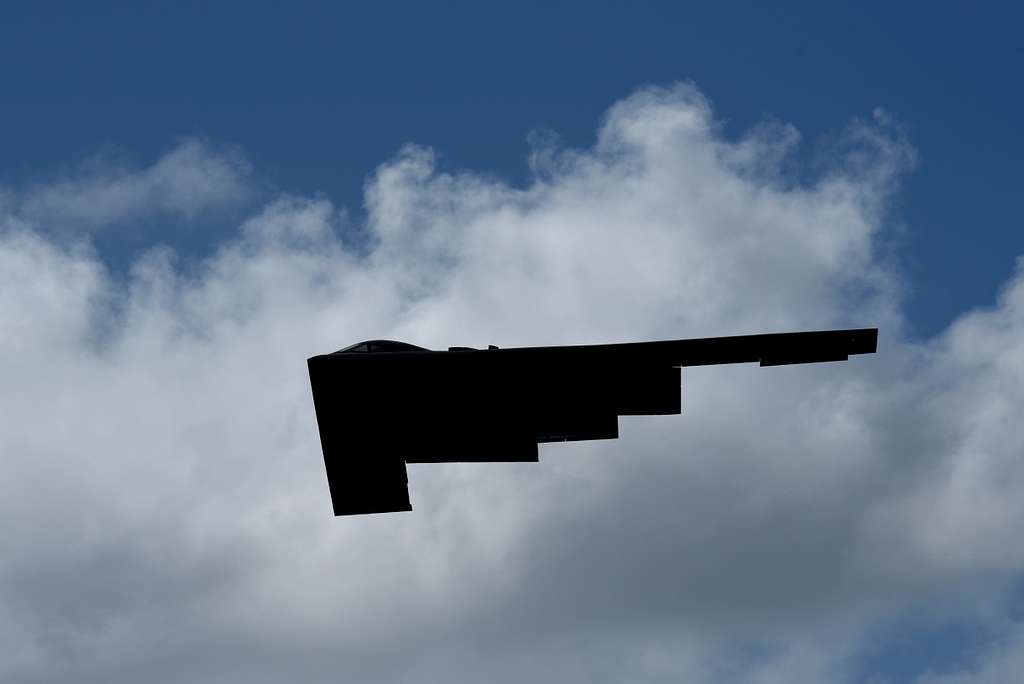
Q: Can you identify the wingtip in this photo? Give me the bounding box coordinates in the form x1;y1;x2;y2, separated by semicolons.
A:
851;328;879;355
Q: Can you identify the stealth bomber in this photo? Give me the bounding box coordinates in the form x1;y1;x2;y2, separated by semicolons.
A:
307;328;878;516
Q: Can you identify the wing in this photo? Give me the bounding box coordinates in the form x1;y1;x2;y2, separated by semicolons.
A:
530;327;879;367
307;328;877;516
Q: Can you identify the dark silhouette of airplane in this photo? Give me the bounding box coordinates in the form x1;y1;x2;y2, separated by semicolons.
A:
307;328;877;516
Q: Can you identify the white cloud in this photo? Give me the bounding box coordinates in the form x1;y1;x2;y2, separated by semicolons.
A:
0;84;1020;682
5;139;251;232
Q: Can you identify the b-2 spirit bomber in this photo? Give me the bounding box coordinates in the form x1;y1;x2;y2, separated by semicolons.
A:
307;328;878;516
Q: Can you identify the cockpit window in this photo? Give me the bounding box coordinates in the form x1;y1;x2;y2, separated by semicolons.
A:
368;341;426;353
335;340;427;354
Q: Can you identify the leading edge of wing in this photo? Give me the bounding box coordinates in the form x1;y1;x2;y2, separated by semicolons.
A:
493;327;878;368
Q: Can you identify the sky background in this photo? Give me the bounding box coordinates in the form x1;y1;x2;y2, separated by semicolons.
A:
2;2;1023;682
2;1;1021;340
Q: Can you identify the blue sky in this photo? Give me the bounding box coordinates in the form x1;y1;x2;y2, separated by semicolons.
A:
3;3;1024;683
2;2;1020;338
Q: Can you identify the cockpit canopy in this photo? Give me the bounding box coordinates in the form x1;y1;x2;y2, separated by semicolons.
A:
334;340;429;354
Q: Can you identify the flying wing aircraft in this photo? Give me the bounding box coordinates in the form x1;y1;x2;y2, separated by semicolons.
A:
307;328;878;516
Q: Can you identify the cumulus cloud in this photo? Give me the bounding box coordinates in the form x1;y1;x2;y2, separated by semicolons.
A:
4;139;251;232
1;84;1021;683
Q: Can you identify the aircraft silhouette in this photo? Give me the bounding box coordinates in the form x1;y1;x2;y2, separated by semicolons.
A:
307;328;877;516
